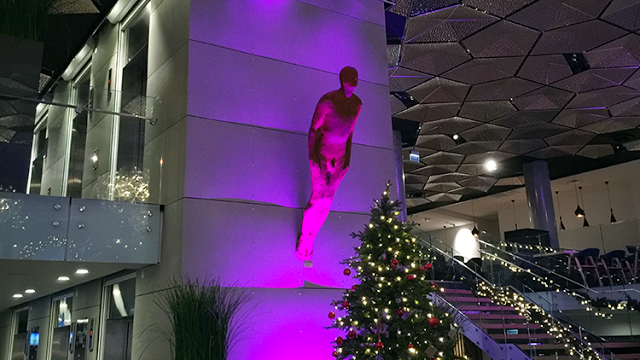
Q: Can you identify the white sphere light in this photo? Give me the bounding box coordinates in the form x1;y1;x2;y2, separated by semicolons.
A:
484;159;497;172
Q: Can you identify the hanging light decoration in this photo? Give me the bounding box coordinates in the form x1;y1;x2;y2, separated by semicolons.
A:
511;199;517;230
573;183;585;218
471;200;479;237
605;181;617;223
578;186;589;227
555;191;565;230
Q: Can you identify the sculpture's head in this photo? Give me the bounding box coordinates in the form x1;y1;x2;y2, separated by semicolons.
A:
340;66;358;91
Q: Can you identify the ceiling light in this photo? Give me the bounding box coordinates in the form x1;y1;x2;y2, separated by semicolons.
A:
452;134;459;140
76;269;89;274
58;276;70;281
484;159;497;172
25;289;35;294
13;294;23;298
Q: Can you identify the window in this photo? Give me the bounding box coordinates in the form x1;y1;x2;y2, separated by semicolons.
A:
54;296;73;327
66;67;91;198
118;9;149;175
29;114;48;195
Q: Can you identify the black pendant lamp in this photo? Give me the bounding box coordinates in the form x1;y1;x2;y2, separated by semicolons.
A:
471;200;479;237
578;186;589;227
574;184;585;218
511;199;517;230
605;181;617;223
555;191;565;230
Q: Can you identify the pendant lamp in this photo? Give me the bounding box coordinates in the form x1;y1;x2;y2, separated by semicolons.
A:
578;186;589;227
555;191;565;230
605;181;617;223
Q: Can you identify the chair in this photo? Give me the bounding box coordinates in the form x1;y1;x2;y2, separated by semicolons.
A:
599;250;632;286
626;245;640;282
569;248;602;287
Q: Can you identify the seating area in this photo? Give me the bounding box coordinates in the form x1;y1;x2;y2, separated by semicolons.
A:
526;245;640;288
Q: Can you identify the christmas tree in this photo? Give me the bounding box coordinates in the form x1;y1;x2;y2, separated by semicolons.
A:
329;185;459;360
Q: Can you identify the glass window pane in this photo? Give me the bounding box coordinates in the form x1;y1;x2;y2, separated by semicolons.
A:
108;278;135;319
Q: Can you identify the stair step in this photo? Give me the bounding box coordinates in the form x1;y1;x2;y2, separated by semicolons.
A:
442;296;492;303
458;305;516;311
480;323;541;329
491;333;553;340
592;342;640;349
518;344;563;350
465;313;526;320
612;354;640;359
440;289;474;295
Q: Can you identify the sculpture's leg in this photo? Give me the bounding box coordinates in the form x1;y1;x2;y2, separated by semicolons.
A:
296;160;348;261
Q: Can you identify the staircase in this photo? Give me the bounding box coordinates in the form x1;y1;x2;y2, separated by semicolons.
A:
436;281;578;360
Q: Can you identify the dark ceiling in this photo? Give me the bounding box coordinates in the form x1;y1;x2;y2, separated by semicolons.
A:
387;0;640;213
0;0;117;191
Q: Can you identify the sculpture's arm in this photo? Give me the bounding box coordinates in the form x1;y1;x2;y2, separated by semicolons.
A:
309;99;329;164
343;103;362;169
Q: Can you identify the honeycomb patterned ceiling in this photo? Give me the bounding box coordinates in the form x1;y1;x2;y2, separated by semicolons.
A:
388;0;640;212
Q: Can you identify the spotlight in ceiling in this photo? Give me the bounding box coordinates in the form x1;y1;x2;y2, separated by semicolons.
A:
76;269;89;274
450;134;466;145
25;289;35;294
484;159;497;172
57;276;70;281
13;294;23;298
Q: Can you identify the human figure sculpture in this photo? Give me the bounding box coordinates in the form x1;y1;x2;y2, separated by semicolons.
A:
296;66;362;261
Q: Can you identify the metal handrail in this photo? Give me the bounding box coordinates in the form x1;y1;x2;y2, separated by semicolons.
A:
417;236;619;360
477;238;640;297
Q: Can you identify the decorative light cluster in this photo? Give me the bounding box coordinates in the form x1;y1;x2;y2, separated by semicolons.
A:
499;241;555;253
476;281;604;360
479;247;636;319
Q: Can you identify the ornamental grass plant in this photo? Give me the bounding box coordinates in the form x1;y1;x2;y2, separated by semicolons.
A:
0;0;57;41
156;278;253;360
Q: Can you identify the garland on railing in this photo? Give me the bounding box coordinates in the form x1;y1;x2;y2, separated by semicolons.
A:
480;250;638;319
476;281;606;360
578;293;640;316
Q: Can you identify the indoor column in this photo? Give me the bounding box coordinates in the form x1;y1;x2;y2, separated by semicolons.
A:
523;160;559;249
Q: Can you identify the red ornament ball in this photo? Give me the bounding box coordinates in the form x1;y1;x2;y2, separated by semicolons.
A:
375;341;384;350
396;308;404;316
344;268;351;276
418;265;425;272
408;343;414;349
425;263;433;271
391;259;399;266
332;351;338;357
347;330;357;339
428;316;440;328
407;274;416;280
351;285;356;291
336;336;344;346
328;311;336;319
342;300;350;309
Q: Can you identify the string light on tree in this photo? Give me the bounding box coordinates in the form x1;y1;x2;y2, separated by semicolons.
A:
329;183;457;359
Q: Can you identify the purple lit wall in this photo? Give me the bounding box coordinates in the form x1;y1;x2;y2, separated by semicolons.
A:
180;0;393;358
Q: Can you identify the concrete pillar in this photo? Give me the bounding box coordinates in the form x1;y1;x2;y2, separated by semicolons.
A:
393;130;407;222
523;160;559;249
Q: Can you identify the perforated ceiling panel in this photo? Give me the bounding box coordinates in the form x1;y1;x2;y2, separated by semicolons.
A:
390;0;640;211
